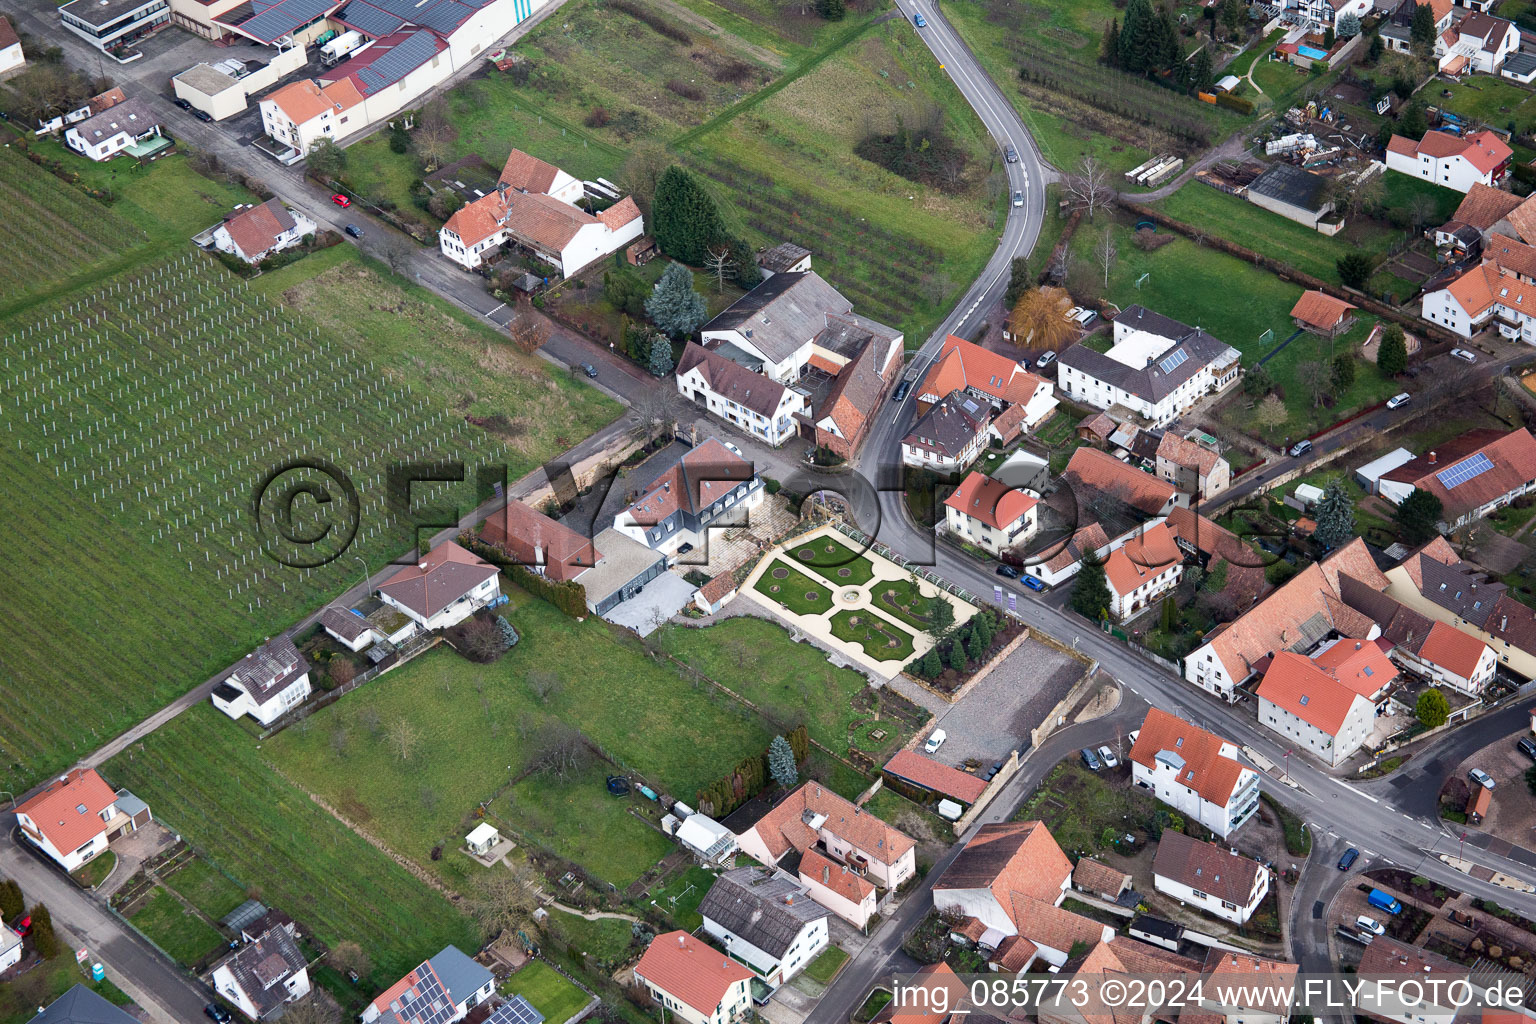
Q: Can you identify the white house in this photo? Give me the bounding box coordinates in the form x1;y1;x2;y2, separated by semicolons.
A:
1373;427;1536;528
613;438;764;557
1292;0;1372;28
1155;432;1231;501
210;635;312;727
901;391;991;471
699;271;863;385
0;927;19;974
1152;831;1269;925
1436;11;1520;74
676;343;808;446
208;198;316;263
635;931;753;1024
736;783;916;891
16;770;151;872
1128;709;1261;839
439;187;644;277
798;847;877;930
942;471;1038;557
363;946;495;1024
1057;306;1241;427
376;539;501;631
1255;652;1377;766
1386;130;1512;192
1104;522;1183;620
259;77;364;157
673;812;738;865
698;868;831;988
318;606;379;652
211;918;311;1020
0;17;24;76
64;98;161;162
1024;523;1111;589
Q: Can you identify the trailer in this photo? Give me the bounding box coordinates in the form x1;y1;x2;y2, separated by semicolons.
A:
321;30;366;64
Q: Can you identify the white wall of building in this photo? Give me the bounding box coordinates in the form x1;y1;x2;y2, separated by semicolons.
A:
1154;868;1268;924
1131;757;1260;838
1258;693;1373;766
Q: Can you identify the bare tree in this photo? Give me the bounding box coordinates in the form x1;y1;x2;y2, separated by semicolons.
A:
1407;192;1439;234
632;384;687;442
275;997;342;1024
453;615;507;662
1065;156;1114;222
329;725;349;759
507;313;551;354
703;247;736;293
527;722;595;781
1094;227;1118;290
1296;359;1330;409
329;658;356;687
527;670;562;703
468;861;544;940
387;718;420;762
921;273;954;307
1253;394;1288;438
415;97;457;173
358;706;383;738
328;941;371;980
620;144;671;216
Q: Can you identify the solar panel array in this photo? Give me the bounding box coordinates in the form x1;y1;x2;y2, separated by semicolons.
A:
1435;451;1495;491
333;0;407;33
356;30;440;93
1157;347;1189;375
233;0;337;42
488;996;547;1024
391;968;456;1024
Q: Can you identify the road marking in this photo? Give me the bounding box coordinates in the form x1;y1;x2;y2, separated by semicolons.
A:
1363;850;1378;858
1326;831;1338;838
486;302;506;318
1331;777;1379;803
1420;822;1433;830
1402;813;1414;820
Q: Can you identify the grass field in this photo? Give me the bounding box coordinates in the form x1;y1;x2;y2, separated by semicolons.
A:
164;858;248;921
503;961;590;1023
550;910;635;965
647;865;715;930
1435;75;1536;128
805;945;850;984
126;888;227;966
267;586;776;888
785;536;875;584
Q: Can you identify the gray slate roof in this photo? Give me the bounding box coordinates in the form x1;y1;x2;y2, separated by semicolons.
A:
427;944;494;1004
69;97;157;144
758;242;811;274
229;635;308;706
1248;162;1330;214
698;867;830;958
1059;307;1238;406
30;984;140;1024
320;606;374;643
903;391;988;459
677;342;788;418
216;923;307;1017
701;272;853;365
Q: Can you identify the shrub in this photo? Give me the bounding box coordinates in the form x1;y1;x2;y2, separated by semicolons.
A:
1215;91;1254;114
665;79;704;101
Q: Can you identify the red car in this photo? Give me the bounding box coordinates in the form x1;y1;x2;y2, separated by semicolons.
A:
330;194;350;208
13;916;31;937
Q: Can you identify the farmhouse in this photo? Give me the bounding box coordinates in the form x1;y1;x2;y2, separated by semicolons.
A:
1246;162;1341;234
1155;432;1230;500
901;391;992;471
1386;130;1512;192
64;98;163;162
736;782;916;891
0;17;22;76
1057;306;1240;426
206;199;316;263
1104;521;1183;620
697;868;831;988
1062;447;1181;518
635;931;754;1024
16;769;152;872
1128;709;1261;838
915;335;1056;426
211;635;312;726
614;438;764;557
211;916;311;1019
362;945;495;1024
1256;651;1378;766
1336;575;1496;694
799;848;877;930
1152;831;1269;924
942;471;1038;556
377;539;501;631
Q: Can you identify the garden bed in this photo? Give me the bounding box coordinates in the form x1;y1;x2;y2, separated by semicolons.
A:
1473;898;1536;937
788;537;876;585
752;560;835;615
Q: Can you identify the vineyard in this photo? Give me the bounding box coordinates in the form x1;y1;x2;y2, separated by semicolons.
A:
0;252;509;788
0;144;146;301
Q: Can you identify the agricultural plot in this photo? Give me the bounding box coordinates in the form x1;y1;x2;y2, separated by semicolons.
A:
0;145;145;303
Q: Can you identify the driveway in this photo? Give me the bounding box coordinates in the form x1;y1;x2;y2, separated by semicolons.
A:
925;636;1087;767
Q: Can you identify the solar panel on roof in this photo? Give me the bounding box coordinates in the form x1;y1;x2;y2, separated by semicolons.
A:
1158;347;1189;375
355;29;439;93
488;996;547;1024
1435;451;1495;490
394;968;455;1024
234;0;336;42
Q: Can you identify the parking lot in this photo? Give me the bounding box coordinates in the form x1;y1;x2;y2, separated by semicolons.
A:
1452;729;1536;835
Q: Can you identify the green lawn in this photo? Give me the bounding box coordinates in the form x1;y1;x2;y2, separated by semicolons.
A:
785;536;875;584
1249;46;1318;113
1379;173;1462;229
126;888;227;966
1434;75;1536;129
754;560;836;615
164;858;248;922
71;851;116;889
503;961;590;1024
268;586;775;888
647;865;716;931
805;945;849;984
869;576;949;633
828;609;916;662
548;911;635;966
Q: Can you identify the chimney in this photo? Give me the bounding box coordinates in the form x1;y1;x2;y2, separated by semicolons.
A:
1429;451;1438;465
784;894;794;906
823;866;831;884
679;935;686;948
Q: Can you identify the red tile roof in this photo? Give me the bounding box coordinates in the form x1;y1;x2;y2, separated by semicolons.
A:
1072;858;1131;896
747;782;915;866
1127;708;1249;807
635;932;752;1016
1064;447;1178;516
597;196;642;231
1451;182;1524;231
1419;620;1490;679
621;439;756;527
934;820;1073;912
1042;522;1110;575
1153;831;1264;906
1386;427;1536;523
480;500;596;582
1255;652;1370;734
1290;290;1355;330
1468;784;1492;817
917;335;1025;404
1396;130;1512;174
873;963;966;1024
884;750;988;803
942;472;1037;531
222;198;300;261
1104;523;1181;598
0;17;19;49
698;572;738;607
1155;432;1222;478
499;148;561;194
367;961;447;1024
17;770;117;858
377;540;498;619
265;77;360;125
1309;637;1397;698
800;847;875;903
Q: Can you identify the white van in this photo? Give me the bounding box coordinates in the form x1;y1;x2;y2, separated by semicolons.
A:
924;729;947;754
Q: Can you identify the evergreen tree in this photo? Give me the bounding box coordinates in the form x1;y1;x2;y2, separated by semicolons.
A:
1377;324;1408;377
1410;2;1435;54
1395;488;1444;544
1367;31;1384;61
816;0;845;19
767;735;799;787
919;647;943;678
925;592;956;641
971;612;994;651
1071;550;1111;620
1337;251;1374;289
1191;46;1216;91
1221;0;1244;35
727;237;762;288
1314;479;1357;549
1415;687;1449;728
1337;11;1360;37
945;641;968;674
1399;99;1428;139
645;262;708;337
1119;0;1156;74
1005;256;1031;308
1101;19;1122;67
1324;26;1335;47
652;166;726;265
29;904;57;960
1331;353;1357;392
647;334;676;377
965;626;987;662
0;881;21;922
1244;361;1274;398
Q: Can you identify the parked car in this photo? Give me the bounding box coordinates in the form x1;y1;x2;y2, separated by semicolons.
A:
924;729;947;754
722;441;743;456
172;97;192;110
1451;348;1477;363
1518;737;1536;760
1035;351;1056;369
344;224;363;238
1386;392;1411;410
892;379;913;402
1013;190;1024;208
996;563;1019;578
11;916;30;937
193;109;213;122
1021;574;1045;592
205;1006;233;1023
1289;439;1314;457
331;193;351;208
1469;767;1495;790
1356;915;1386;936
579;362;598;378
1081;747;1103;770
1004;144;1018;163
1367;888;1403;915
1338;847;1359;871
913;12;926;25
1097;745;1118;769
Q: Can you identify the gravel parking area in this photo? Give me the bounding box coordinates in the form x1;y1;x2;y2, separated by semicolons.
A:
1453;731;1536;835
925;636;1085;767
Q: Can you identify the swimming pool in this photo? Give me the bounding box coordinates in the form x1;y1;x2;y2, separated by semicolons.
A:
1298;44;1329;59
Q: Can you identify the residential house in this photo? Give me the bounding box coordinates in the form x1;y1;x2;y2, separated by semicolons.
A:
613;438;764;557
1374;428;1536;528
29;986;140;1024
377;539;501;631
569;526;669;618
694;572;739;615
1057;306;1241;426
1152;831;1269;924
210;635;312;726
440;175;644;277
1256;651;1378;765
1200;950;1300;1024
0;926;18;973
480;499;597;582
1165;505;1272;609
1386;130;1512;192
634;931;753;1024
942;471;1038;556
676;344;807;447
1184;538;1387;700
0;17;23;76
1356;937;1471;1024
1036;937;1208;1024
698;868;831;988
757;242;813;277
1291;290;1357;337
1292;0;1373;29
1435;181;1529;254
1022;522;1110;589
1077;412;1116;447
672;812;738;865
869;963;970;1024
1071;859;1132;902
1062;447;1182;518
211;917;311;1020
59;0;168;52
319;606;379;652
735;782;917;891
1246;162;1343;235
931;821;1113;971
362;945;495;1024
259;78;364;157
1104;522;1183;620
16;769;151;872
1128;708;1261;838
882;750;989;809
915;335;1057;428
1381;0;1453;53
1155;432;1231;500
798;848;877;930
1336;574;1496;694
1434;10;1520;73
900;391;991;471
209;199;316;264
33;85;124;134
64;98;162;162
1384;535;1536;680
